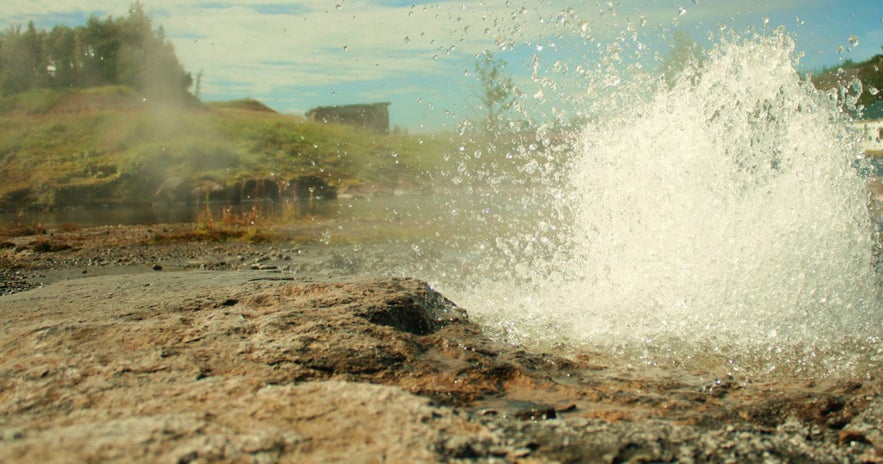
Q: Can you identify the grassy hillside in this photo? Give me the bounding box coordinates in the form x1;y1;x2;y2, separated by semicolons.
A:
0;86;453;210
810;53;883;116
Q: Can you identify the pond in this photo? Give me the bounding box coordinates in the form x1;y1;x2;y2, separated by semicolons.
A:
0;195;438;230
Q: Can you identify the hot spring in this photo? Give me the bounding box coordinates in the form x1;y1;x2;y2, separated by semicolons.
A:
431;32;882;378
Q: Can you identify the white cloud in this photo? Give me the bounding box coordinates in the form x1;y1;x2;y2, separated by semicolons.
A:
0;0;869;128
1;0;829;89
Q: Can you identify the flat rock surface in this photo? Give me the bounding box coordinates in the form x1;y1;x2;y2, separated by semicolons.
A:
1;226;882;462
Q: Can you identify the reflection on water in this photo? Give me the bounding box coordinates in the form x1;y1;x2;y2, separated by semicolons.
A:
1;204;194;230
0;194;504;231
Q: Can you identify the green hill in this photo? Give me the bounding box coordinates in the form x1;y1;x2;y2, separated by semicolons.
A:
0;86;450;210
810;53;883;118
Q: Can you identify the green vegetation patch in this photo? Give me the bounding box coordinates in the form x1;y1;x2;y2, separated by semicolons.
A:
0;87;455;211
207;99;278;113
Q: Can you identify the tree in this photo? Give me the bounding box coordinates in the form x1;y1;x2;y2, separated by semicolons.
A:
0;24;30;94
45;25;80;87
80;15;122;86
0;2;192;98
659;29;704;87
194;68;204;99
115;2;192;96
0;22;47;95
473;51;519;135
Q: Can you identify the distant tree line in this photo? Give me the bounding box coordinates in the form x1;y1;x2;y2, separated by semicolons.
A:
0;2;191;98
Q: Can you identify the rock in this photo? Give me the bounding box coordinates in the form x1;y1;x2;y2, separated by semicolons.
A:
0;272;512;462
1;270;881;463
0;380;486;463
0;268;40;295
153;176;192;205
841;397;883;458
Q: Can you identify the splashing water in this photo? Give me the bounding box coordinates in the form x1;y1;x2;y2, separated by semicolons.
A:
450;33;882;377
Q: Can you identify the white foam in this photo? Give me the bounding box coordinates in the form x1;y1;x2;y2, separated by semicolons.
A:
456;32;882;377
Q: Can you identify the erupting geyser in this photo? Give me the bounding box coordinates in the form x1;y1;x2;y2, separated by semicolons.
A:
454;32;882;377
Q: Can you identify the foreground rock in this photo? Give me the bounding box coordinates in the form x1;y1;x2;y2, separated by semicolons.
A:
1;272;881;463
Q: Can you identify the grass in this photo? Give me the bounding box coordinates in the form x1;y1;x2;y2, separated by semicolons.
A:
0;86;456;210
0;88;66;114
149;227;273;244
0;85;578;221
206;98;277;113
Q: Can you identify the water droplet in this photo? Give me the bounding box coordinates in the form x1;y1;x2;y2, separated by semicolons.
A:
851;78;863;94
343;45;349;51
678;6;687;15
404;36;410;43
848;35;859;47
579;20;589;33
536;44;544;51
869;87;879;96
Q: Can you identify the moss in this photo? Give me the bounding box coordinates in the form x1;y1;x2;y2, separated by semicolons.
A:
149;227;274;244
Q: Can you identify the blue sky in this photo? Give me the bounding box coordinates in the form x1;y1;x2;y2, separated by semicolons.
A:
2;1;881;131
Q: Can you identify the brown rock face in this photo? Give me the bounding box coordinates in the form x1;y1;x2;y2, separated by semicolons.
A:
1;271;881;463
0;272;542;462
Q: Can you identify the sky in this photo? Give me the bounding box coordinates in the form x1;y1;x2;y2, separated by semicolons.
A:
1;0;881;131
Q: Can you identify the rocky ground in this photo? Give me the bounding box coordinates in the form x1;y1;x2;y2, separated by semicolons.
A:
1;223;882;463
0;222;412;295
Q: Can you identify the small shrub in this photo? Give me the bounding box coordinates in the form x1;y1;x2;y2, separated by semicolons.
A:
3;223;47;237
28;240;72;252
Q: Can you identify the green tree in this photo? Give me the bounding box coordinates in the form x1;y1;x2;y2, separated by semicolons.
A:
45;25;80;87
0;25;29;94
659;29;704;87
0;22;48;95
194;68;204;99
0;2;191;98
473;51;518;135
115;2;192;97
80;15;122;86
21;21;47;88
